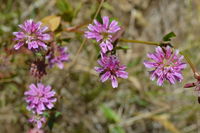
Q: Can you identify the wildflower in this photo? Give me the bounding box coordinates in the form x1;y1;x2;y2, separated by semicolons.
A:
13;19;50;50
144;46;187;86
29;115;46;129
94;54;128;88
85;16;120;53
46;46;69;69
25;83;57;114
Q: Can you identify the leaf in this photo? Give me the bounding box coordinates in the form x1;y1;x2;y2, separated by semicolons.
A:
100;104;120;123
55;111;62;118
43;112;50;118
109;126;125;133
162;32;176;41
41;16;61;31
152;114;181;133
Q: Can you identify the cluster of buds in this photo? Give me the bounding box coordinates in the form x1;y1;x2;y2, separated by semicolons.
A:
30;60;47;80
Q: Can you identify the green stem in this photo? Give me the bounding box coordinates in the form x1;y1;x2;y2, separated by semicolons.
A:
119;38;160;46
180;51;197;73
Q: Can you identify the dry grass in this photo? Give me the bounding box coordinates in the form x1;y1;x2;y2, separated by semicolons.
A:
0;0;200;133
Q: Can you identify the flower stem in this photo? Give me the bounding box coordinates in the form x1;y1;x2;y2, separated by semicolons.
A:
119;38;160;46
72;0;104;66
179;51;197;73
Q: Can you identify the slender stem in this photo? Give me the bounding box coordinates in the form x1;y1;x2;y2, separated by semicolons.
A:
119;38;160;46
180;51;197;73
72;0;104;66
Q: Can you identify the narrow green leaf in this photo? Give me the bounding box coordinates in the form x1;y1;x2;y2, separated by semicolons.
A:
55;111;62;118
43;112;50;118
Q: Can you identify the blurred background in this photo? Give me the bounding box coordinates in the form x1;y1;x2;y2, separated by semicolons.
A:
1;0;200;132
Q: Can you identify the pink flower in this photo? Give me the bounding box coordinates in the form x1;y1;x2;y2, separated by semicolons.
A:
25;83;57;114
144;46;187;86
29;115;46;129
13;19;50;50
85;16;120;53
46;46;69;69
95;54;128;88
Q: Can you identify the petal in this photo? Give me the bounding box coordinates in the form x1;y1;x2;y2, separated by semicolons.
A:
116;71;128;79
165;46;172;59
38;103;45;111
57;62;64;69
38;33;51;40
37;121;42;129
100;71;111;82
37;83;44;90
47;103;54;109
100;42;108;53
105;40;113;51
143;61;157;68
94;67;104;73
108;20;120;33
102;16;109;29
157;77;164;86
37;41;47;50
111;75;118;88
147;53;161;62
14;42;24;50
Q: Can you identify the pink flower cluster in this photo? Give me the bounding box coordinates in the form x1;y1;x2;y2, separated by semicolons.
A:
144;46;187;86
24;83;57;129
85;16;120;53
13;19;50;50
13;20;62;130
85;16;128;88
95;54;128;88
46;46;70;69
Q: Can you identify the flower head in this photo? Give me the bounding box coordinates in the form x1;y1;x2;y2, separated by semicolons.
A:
85;16;120;53
46;46;69;69
13;19;50;50
25;83;57;114
95;54;128;88
29;115;46;129
144;46;187;86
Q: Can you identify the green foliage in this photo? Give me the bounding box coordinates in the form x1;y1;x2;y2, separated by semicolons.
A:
109;126;125;133
100;104;120;123
162;32;176;41
56;0;74;22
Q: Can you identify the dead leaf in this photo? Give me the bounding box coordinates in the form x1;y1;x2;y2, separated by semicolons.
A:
41;15;61;31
